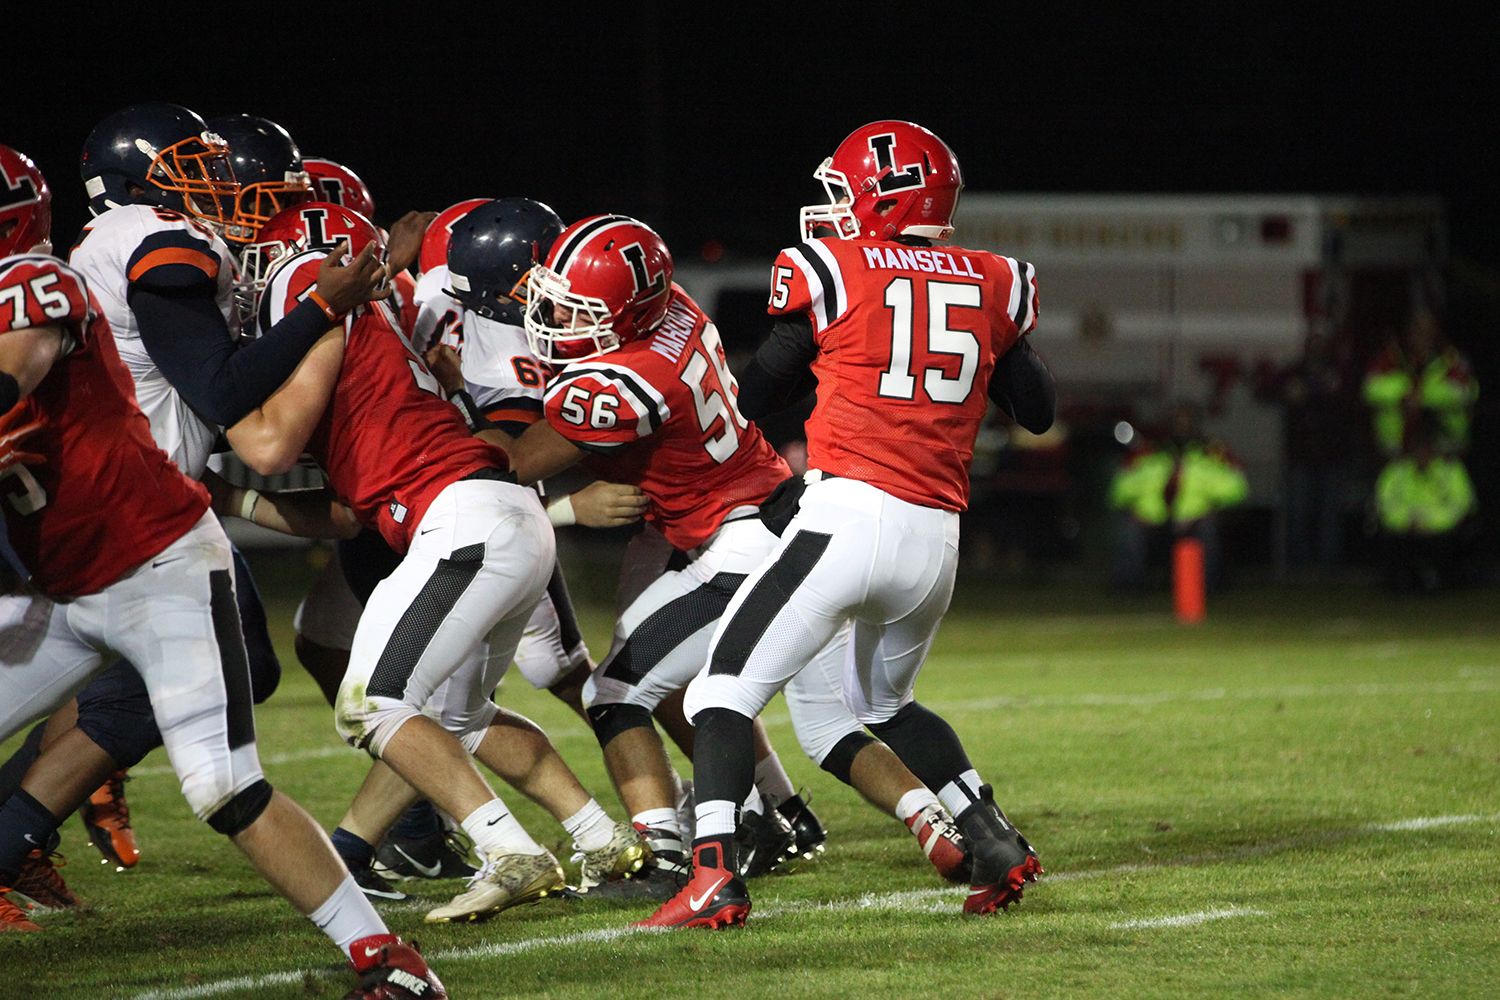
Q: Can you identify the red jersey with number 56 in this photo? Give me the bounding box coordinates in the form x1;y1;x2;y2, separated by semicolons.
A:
260;251;510;553
543;287;788;550
0;255;208;597
768;237;1037;511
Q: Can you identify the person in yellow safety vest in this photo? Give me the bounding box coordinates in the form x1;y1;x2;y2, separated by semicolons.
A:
1110;405;1249;590
1375;416;1477;591
1362;310;1478;458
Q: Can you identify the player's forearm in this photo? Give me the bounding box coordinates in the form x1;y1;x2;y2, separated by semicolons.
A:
477;420;582;485
129;287;334;427
989;338;1056;434
0;324;65;403
224;329;344;475
205;470;358;539
739;314;819;420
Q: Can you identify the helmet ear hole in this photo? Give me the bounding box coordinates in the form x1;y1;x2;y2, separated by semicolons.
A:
875;199;899;217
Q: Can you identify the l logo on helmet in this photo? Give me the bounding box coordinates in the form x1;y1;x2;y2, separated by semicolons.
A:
301;206;333;248
620;242;665;297
0;166;39;212
868;133;925;194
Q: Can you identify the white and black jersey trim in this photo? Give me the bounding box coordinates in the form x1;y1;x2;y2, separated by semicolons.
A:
784;240;847;332
1006;258;1037;333
548;361;671;435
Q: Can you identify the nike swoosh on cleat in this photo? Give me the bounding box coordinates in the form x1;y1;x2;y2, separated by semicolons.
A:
392;844;443;878
22;833;38;845
363;946;383;957
688;875;728;911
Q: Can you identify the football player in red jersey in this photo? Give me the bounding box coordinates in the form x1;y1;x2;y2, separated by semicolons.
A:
243;202;646;922
486;216;975;900
0;149;444;997
640;121;1057;929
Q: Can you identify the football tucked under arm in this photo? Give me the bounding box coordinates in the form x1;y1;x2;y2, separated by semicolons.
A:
988;337;1056;434
738;313;819;421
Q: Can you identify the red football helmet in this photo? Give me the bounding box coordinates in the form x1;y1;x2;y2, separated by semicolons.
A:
0;145;52;256
240;201;384;296
524;215;673;363
301;158;375;220
799;121;963;242
420;198;489;274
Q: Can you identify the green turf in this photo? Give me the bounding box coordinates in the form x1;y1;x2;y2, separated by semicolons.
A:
5;563;1498;999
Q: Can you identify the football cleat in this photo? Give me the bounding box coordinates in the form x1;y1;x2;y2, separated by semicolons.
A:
347;937;446;1000
10;850;78;910
423;848;564;923
573;820;651;892
1;891;42;933
775;792;827;860
374;829;478;881
565;862;687;901
80;770;139;869
633;842;750;930
905;802;973;884
351;862;409;902
734;798;797;878
955;785;1042;915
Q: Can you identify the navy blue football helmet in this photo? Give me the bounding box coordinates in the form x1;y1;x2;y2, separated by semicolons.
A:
206;115;313;245
446;198;564;325
80;102;238;231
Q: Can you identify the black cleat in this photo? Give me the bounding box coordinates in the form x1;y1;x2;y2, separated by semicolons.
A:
955;784;1041;915
734;798;797;878
374;829;478;881
351;862;409;902
775;792;827;860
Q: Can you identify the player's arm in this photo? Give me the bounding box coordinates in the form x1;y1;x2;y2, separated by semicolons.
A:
478;419;583;485
385;211;440;279
223;327;346;474
201;467;360;539
988;337;1056;434
738;312;819;420
127;239;385;428
0;324;66;408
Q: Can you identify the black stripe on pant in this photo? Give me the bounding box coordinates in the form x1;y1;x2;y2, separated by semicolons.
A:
368;543;486;699
209;569;256;750
708;530;832;677
601;571;747;686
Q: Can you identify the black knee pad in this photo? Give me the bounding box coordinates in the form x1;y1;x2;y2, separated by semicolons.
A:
865;701;922;735
587;702;656;748
206;779;274;837
75;662;163;768
819;732;878;786
866;702;971;796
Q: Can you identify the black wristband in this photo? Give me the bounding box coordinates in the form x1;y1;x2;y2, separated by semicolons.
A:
448;389;491;432
0;371;20;414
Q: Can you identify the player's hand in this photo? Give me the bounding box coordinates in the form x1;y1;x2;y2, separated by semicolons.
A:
386;211;440;278
568;481;649;528
314;240;390;316
423;345;464;396
0;411;44;478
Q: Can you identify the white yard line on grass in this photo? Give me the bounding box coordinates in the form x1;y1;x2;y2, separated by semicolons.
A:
131;744;356;776
1109;906;1267;930
125;807;1497;1000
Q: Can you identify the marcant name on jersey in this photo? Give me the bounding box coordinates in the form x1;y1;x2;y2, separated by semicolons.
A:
649;296;697;363
860;245;983;279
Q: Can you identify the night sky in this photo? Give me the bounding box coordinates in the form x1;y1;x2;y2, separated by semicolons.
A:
10;6;1496;266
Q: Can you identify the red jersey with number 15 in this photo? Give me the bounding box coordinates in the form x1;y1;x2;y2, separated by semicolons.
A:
543;287;788;551
768;237;1037;511
0;256;208;597
260;251;510;554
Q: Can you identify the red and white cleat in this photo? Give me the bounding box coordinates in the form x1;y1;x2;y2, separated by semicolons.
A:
633;843;750;930
346;936;446;1000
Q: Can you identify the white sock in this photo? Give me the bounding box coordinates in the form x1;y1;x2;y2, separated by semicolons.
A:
308;875;386;953
562;799;615;852
753;752;796;811
895;787;942;825
936;769;985;821
741;788;764;815
461;798;545;857
632;807;680;836
694;799;737;840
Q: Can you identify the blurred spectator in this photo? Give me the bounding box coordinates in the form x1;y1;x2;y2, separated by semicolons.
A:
1257;329;1362;572
1363;310;1478;458
1110;404;1248;590
1375;414;1477;592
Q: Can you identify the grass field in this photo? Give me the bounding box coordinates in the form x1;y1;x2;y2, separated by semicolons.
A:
5;554;1499;999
